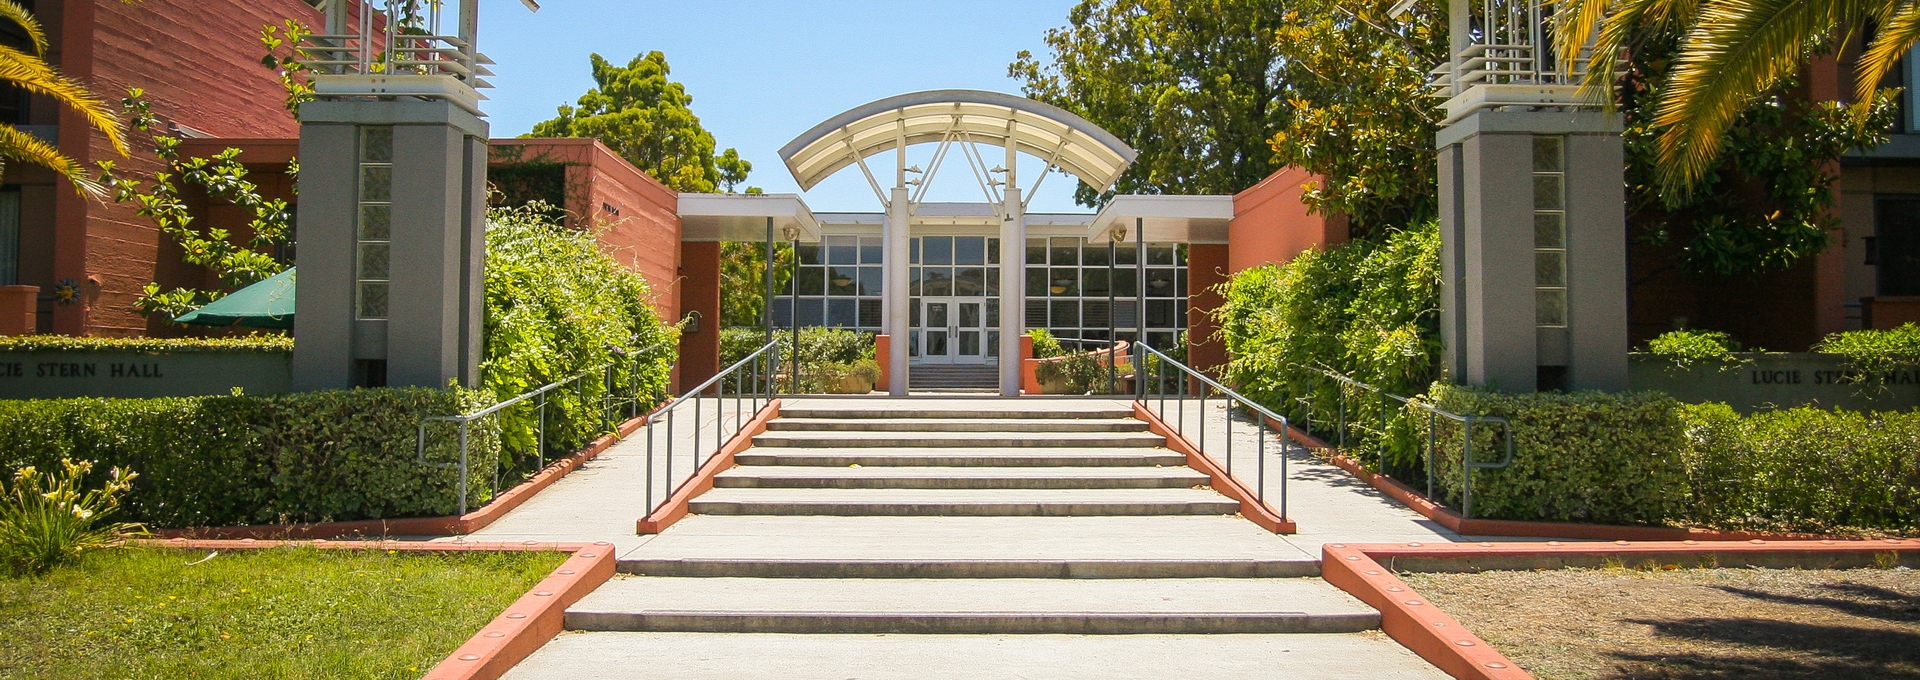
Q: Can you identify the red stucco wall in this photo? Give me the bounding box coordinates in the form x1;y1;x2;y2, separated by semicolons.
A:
1186;244;1229;377
678;241;721;392
1228;167;1349;274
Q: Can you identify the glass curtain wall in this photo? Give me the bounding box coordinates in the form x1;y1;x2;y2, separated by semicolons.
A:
771;235;884;331
1026;237;1187;350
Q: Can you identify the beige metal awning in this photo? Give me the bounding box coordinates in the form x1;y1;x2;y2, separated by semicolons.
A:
1086;195;1234;244
677;193;823;242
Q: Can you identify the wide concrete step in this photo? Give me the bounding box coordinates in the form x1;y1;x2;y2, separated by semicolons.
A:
765;418;1149;433
565;576;1381;634
735;448;1187;467
752;431;1166;448
687;488;1241;517
505;632;1453;679
777;404;1136;420
619;557;1319;579
712;466;1210;490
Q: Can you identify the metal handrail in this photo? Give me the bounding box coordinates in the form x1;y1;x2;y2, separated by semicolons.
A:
641;340;781;519
1133;342;1289;522
417;343;670;516
1301;366;1514;519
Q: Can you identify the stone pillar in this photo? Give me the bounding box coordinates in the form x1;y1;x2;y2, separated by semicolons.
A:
885;187;911;396
292;100;489;391
999;187;1024;396
0;285;35;335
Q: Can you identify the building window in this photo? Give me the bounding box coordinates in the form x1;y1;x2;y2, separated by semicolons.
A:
1028;237;1186;349
774;235;885;332
1533;136;1567;328
356;127;393;320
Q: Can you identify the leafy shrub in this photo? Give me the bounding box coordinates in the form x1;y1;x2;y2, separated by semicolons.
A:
1680;403;1920;534
721;327;877;394
0;388;494;529
1814;323;1920;387
1027;329;1065;359
1644;329;1750;370
481;204;675;463
0;459;143;577
0;335;291;353
1429;384;1689;525
1217;221;1441;476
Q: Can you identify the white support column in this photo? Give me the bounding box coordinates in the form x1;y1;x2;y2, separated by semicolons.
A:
999;187;1025;396
886;187;912;396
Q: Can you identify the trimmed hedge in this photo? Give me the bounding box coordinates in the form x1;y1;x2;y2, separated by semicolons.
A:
0;388;494;529
1682;403;1920;534
0;335;292;353
1429;385;1689;525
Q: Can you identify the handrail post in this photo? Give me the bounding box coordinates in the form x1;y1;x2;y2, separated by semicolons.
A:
458;419;471;517
1462;419;1475;520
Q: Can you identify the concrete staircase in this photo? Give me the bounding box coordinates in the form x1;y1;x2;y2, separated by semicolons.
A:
506;399;1445;679
906;363;999;391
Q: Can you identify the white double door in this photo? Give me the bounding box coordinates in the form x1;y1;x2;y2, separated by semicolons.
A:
916;297;994;365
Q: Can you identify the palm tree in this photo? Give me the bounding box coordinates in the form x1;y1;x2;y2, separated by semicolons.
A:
1553;0;1908;193
0;0;127;196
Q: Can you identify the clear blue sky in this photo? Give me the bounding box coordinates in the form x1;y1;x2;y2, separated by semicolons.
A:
474;0;1090;213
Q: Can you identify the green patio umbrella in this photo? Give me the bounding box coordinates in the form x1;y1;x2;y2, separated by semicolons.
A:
174;267;296;330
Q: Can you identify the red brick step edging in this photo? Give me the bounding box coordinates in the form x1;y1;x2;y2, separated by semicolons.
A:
139;538;617;680
636;399;781;535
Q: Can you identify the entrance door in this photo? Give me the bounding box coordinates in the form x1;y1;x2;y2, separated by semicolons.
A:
917;298;990;365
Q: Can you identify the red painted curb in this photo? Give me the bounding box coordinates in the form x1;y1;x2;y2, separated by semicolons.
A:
156;403;669;541
1322;540;1920;680
132;538;615;680
1268;416;1858;543
1135;402;1296;534
635;399;781;534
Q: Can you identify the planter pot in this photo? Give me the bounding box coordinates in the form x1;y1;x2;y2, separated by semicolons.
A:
825;374;875;394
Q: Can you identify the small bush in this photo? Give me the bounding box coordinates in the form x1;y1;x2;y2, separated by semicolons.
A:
1429;384;1689;524
0;335;291;353
1027;329;1066;359
1645;329;1750;370
1814;322;1920;386
1680;403;1920;533
0;459;143;577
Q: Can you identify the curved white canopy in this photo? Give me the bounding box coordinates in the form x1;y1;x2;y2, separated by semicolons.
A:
779;89;1137;194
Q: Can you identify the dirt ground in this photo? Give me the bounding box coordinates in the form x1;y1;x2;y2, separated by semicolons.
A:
1400;565;1920;679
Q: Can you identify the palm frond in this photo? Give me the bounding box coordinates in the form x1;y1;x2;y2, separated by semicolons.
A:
0;1;47;55
0;124;105;199
1565;0;1706;103
1652;0;1873;191
1855;1;1920;103
0;46;127;157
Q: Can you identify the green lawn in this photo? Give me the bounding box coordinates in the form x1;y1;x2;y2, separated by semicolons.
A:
0;545;565;679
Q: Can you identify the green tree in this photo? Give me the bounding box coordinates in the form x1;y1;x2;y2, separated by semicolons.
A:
531;51;747;194
719;242;792;328
1010;0;1293;205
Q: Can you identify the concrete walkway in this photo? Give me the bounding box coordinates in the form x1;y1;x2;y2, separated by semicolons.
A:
491;397;1452;679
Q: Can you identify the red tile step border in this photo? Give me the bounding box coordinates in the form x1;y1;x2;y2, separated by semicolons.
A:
156;403;669;541
1322;539;1920;680
1135;402;1297;534
1264;415;1850;542
137;537;618;680
636;399;781;535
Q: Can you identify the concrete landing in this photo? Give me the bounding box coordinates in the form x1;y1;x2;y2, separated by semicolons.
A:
688;488;1242;517
713;465;1211;489
504;632;1449;679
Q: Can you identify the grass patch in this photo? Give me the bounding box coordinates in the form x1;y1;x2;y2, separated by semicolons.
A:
0;545;564;679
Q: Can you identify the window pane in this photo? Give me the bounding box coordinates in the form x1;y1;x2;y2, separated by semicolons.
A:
910;298;920;326
955;267;985;296
1027;238;1047;264
1146;299;1175;328
358;242;390;279
828;267;858;296
360;205;390;240
1026;268;1048;296
1537;289;1568;326
796;298;824;326
925;236;953;265
860;237;883;264
859;266;882;296
828;298;857;328
959;303;982;327
1533;175;1563;211
357;282;388;319
772;298;794;328
986;299;999;327
1048;267;1079;296
1147;244;1175;266
959;331;980;355
923;267;953;296
1050;237;1080;266
1082;267;1110;296
910;238;920;264
1116;243;1138;265
1051;300;1080;328
1113;301;1138;328
1112;269;1138;297
955;237;985;265
1083;242;1111;266
1083;299;1110;327
796;266;825;296
985;267;1000;296
1146;268;1176;298
360;165;391;202
859;299;882;328
1533;136;1563;172
828;236;858;265
926;302;948;327
909;330;919;357
361;127;392;163
1025;299;1049;327
1534;212;1565;248
987;238;1000;265
796;243;822;265
1535;251;1566;287
909;267;922;296
987;330;1000;357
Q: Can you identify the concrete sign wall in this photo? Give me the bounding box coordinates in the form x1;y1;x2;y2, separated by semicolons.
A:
0;350;291;399
1630;353;1920;412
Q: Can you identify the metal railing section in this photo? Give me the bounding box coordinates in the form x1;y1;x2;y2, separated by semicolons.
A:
1132;342;1289;521
1301;367;1515;519
641;340;781;519
417;344;671;516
